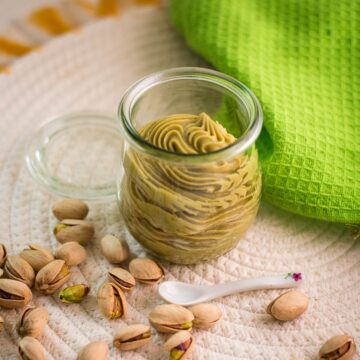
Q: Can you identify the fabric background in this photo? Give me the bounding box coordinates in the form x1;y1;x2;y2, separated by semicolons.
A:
170;0;360;224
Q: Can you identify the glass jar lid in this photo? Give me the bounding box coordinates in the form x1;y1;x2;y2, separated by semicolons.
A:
25;112;123;201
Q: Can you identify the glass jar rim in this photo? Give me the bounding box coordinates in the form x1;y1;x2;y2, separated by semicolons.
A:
118;67;263;163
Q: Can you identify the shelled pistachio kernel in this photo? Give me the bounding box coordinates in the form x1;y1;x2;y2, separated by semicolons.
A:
100;234;129;264
54;242;87;266
266;290;309;321
108;267;135;291
4;255;35;288
59;284;90;304
19;244;54;272
165;331;194;360
77;341;109;360
0;243;7;267
54;219;94;245
319;334;356;360
18;336;45;360
149;304;194;333
52;198;89;221
35;259;71;295
113;324;151;351
97;282;127;319
17;306;48;338
0;278;32;309
189;303;222;329
129;258;165;284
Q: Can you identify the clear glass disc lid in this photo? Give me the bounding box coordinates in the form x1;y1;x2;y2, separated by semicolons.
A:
25;112;123;200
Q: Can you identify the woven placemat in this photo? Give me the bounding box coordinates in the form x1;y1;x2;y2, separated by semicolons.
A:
0;7;359;360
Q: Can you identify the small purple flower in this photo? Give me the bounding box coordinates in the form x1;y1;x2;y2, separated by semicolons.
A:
292;272;302;282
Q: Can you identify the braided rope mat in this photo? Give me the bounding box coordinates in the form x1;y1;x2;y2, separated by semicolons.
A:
0;7;359;360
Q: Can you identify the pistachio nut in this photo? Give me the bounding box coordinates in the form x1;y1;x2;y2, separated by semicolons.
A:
266;290;309;321
319;334;356;360
35;259;71;295
0;243;7;267
54;219;94;245
149;304;194;333
164;330;194;360
59;284;90;304
0;278;32;308
77;341;109;360
0;268;3;278
19;244;54;272
18;336;45;360
97;282;127;320
100;234;130;264
189;303;222;329
0;315;4;332
54;242;87;266
113;324;151;351
4;255;35;288
108;268;136;291
129;258;165;284
17;306;49;338
52;198;89;221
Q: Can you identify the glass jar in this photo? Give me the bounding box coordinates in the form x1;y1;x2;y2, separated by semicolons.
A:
118;67;263;264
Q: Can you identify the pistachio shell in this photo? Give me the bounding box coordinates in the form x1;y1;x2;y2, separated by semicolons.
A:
0;268;3;278
267;290;309;321
59;284;90;304
164;330;194;360
0;243;7;267
35;259;71;295
129;258;165;284
17;306;49;338
0;315;4;332
19;244;54;272
0;278;32;308
107;268;136;291
52;199;89;221
113;324;152;351
18;337;45;360
97;282;127;320
54;219;94;245
189;303;222;329
77;341;109;360
319;334;356;360
54;242;87;266
4;255;35;288
149;304;194;333
100;234;129;264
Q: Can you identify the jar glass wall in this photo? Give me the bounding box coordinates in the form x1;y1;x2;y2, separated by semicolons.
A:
118;67;263;264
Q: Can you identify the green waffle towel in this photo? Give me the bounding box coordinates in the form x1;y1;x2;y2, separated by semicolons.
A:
170;0;360;223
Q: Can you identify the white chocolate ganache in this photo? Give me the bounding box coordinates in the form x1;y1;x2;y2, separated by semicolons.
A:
121;113;261;263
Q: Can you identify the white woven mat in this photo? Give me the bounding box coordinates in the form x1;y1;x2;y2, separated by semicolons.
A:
0;7;359;360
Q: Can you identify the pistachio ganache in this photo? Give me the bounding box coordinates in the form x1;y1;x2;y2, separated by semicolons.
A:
121;112;261;263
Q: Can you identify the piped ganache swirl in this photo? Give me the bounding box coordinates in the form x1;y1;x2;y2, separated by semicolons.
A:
121;113;261;263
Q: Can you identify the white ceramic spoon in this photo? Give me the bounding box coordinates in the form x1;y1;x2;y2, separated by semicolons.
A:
158;272;303;306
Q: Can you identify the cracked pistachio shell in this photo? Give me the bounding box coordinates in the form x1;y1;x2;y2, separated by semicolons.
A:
0;243;7;267
52;199;89;221
0;278;32;309
113;324;152;351
189;303;222;329
129;258;165;284
319;335;356;360
97;282;127;320
19;244;54;272
4;255;35;288
54;242;87;266
59;284;90;304
267;290;309;321
77;341;109;360
164;330;194;360
149;304;194;333
108;268;136;291
18;337;45;360
35;259;71;295
100;234;129;264
54;219;94;245
17;306;49;338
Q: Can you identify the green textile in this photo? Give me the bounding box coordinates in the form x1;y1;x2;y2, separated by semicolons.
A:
170;0;360;223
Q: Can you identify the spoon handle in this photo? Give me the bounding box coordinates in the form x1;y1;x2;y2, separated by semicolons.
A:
202;272;303;301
